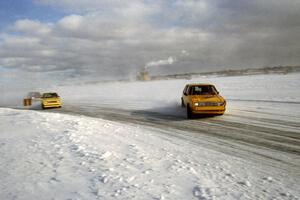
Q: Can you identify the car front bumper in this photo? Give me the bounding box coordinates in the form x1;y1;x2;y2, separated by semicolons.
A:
191;106;226;114
42;103;62;108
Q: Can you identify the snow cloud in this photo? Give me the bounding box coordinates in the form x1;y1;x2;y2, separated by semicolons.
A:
145;57;176;69
0;0;300;83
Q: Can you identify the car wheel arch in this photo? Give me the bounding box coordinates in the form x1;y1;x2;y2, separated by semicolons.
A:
181;98;185;107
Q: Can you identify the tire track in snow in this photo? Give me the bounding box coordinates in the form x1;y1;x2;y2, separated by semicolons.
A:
77;104;300;155
226;113;300;130
44;103;300;169
227;99;300;105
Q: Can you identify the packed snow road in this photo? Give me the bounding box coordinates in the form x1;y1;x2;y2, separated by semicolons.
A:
47;99;300;172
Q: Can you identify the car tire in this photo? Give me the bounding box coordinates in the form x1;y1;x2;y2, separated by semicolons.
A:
181;98;185;107
187;105;193;119
42;104;45;109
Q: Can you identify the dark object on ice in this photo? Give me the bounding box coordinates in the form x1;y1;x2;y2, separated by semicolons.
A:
23;98;32;106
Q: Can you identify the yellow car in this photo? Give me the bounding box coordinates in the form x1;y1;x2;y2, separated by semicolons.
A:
181;84;226;118
41;92;62;109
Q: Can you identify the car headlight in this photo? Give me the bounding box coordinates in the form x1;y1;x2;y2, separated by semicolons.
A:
194;102;206;106
217;101;226;106
194;102;226;106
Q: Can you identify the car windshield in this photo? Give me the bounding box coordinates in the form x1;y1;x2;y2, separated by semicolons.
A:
189;85;217;95
43;93;58;98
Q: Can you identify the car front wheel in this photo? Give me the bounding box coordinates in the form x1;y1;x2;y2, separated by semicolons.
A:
187;105;193;119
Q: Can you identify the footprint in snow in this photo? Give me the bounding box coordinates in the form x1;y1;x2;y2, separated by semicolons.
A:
237;180;251;187
193;186;213;200
99;151;112;160
0;142;5;148
262;176;273;183
49;177;60;184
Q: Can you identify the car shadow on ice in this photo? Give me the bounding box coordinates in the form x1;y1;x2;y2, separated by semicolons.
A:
130;105;217;122
130;105;184;121
30;104;43;110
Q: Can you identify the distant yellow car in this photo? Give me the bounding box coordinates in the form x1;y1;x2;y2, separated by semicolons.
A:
181;84;226;118
41;92;62;109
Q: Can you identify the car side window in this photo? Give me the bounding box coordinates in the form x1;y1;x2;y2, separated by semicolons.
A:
212;86;218;94
187;86;193;95
183;85;188;94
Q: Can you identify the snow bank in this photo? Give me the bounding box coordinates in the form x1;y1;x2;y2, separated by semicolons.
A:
0;108;299;199
55;73;300;109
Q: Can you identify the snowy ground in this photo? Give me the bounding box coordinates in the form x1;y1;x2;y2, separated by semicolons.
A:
1;108;299;200
1;73;300;199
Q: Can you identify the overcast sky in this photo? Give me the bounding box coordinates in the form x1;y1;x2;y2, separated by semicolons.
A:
0;0;300;84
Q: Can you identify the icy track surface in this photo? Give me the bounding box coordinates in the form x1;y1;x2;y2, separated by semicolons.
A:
0;108;299;200
1;73;300;199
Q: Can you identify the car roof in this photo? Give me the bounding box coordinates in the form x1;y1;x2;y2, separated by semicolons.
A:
43;92;58;94
186;83;214;87
42;92;59;96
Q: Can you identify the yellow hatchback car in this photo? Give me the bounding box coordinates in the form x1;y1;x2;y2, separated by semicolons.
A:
181;84;226;118
41;92;62;109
